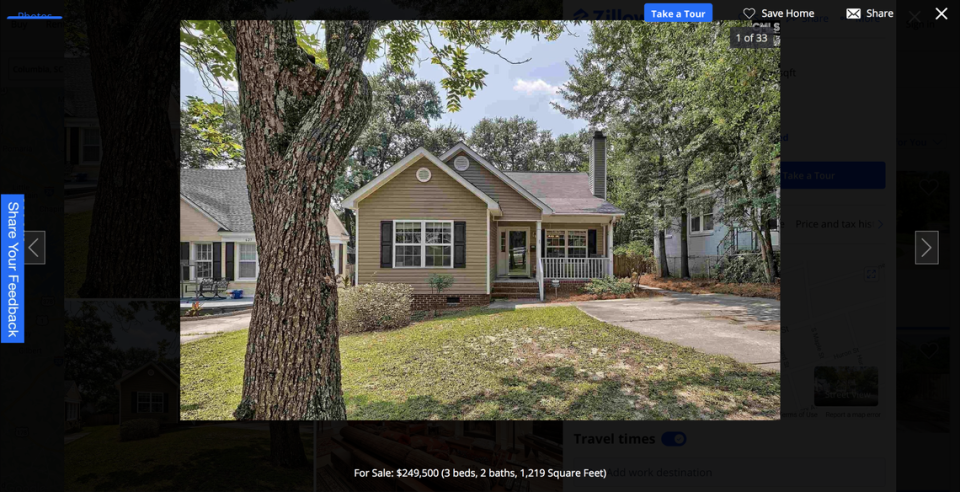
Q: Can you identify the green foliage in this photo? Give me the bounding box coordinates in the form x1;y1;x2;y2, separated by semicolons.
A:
715;252;781;284
428;274;455;294
467;117;590;171
613;240;653;259
119;419;160;442
181;96;243;168
338;283;414;334
582;276;634;297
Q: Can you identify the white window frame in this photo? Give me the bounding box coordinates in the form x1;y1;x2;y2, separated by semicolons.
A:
545;230;588;258
392;220;454;269
80;127;102;164
193;242;214;280
689;210;715;236
236;242;259;281
137;392;164;413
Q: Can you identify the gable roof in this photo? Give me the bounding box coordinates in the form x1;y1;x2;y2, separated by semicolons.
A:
342;147;502;214
439;143;554;214
65;381;81;401
117;361;179;387
180;169;349;239
64;57;97;118
505;172;625;215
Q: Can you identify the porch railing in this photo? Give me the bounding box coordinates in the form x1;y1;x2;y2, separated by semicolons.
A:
540;257;609;280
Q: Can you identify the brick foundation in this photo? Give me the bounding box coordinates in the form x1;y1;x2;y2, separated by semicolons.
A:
411;294;491;310
544;280;589;294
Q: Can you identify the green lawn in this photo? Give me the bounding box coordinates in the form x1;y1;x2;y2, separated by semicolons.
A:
65;211;92;298
181;307;779;420
65;425;312;491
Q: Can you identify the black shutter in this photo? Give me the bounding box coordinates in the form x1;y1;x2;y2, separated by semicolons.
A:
70;128;79;165
225;243;235;281
180;243;190;280
588;230;597;256
131;392;137;413
163;393;169;413
454;221;466;268
338;244;344;274
212;242;222;279
541;230;546;256
380;222;393;268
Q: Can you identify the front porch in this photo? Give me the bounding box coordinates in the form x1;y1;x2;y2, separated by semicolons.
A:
492;219;615;300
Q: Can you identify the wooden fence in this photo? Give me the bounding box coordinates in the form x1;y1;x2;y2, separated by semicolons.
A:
613;255;654;278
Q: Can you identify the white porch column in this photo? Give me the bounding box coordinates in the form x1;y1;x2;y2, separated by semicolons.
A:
607;219;614;276
353;208;359;286
536;220;543;301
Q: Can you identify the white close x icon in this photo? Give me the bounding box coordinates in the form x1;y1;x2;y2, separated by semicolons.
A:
935;7;948;19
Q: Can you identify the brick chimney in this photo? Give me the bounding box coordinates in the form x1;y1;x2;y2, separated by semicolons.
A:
589;130;606;199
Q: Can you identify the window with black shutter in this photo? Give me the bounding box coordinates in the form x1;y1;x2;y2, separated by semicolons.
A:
454;221;466;268
225;242;235;281
588;229;597;256
212;242;222;279
380;221;393;268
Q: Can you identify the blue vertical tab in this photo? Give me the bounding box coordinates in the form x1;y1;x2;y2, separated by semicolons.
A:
2;194;24;343
644;4;713;22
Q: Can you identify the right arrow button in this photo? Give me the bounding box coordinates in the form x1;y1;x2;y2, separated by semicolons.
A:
915;231;939;265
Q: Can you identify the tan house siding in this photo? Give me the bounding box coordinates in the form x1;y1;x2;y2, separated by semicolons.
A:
180;199;222;241
445;151;542;221
357;157;488;295
118;368;178;424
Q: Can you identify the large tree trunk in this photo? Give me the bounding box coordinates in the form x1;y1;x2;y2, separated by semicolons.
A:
749;213;775;284
761;215;779;278
269;422;307;467
222;20;377;420
79;2;179;297
678;167;691;278
657;203;670;278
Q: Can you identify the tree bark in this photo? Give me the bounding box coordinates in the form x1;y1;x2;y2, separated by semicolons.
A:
761;215;779;278
224;20;377;420
657;203;670;278
678;165;691;278
269;421;307;467
79;2;179;297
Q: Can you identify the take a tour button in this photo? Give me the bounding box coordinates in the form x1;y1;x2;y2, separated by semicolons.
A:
781;162;886;189
644;3;713;22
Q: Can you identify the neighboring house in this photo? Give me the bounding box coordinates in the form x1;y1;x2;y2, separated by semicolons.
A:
64;57;178;183
64;381;82;432
179;169;350;297
116;361;178;425
654;187;781;277
342;131;624;306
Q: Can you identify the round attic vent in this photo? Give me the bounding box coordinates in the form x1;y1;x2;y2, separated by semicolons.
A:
416;167;432;182
453;156;469;171
148;369;155;376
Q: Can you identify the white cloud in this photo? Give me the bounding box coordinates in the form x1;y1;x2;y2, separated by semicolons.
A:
513;78;561;95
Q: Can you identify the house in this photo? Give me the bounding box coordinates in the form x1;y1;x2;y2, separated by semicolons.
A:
653;187;780;277
65;381;82;432
64;57;179;184
116;361;179;425
342;131;624;306
179;169;351;297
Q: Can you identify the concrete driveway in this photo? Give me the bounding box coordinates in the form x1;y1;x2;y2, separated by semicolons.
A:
575;292;781;371
180;312;251;344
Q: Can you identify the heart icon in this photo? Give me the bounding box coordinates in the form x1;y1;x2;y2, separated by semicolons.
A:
919;179;938;196
743;8;756;19
920;342;938;359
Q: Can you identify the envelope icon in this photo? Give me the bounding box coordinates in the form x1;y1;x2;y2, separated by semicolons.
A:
846;8;861;19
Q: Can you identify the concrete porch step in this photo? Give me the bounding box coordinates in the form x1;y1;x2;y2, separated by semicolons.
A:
491;286;540;293
491;292;541;299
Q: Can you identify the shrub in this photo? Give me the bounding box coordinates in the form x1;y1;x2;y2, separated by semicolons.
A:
614;240;653;259
339;282;413;334
582;276;634;297
119;418;159;442
716;252;781;284
427;274;455;294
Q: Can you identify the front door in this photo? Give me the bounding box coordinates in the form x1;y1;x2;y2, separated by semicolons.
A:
508;230;528;276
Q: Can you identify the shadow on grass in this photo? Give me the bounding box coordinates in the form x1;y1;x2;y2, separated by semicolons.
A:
346;363;779;421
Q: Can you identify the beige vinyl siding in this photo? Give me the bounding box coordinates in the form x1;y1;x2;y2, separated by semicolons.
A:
358;157;488;294
445;151;542;221
180;199;222;241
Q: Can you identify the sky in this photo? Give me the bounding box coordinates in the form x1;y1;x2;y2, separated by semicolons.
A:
179;22;594;136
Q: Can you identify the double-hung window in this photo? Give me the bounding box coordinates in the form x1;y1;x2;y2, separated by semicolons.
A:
194;243;213;279
238;243;258;279
690;210;714;235
546;230;588;258
394;220;453;268
137;392;164;413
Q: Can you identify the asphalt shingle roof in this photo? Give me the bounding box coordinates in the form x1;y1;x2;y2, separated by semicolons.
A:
180;169;255;232
64;57;97;118
505;172;625;214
